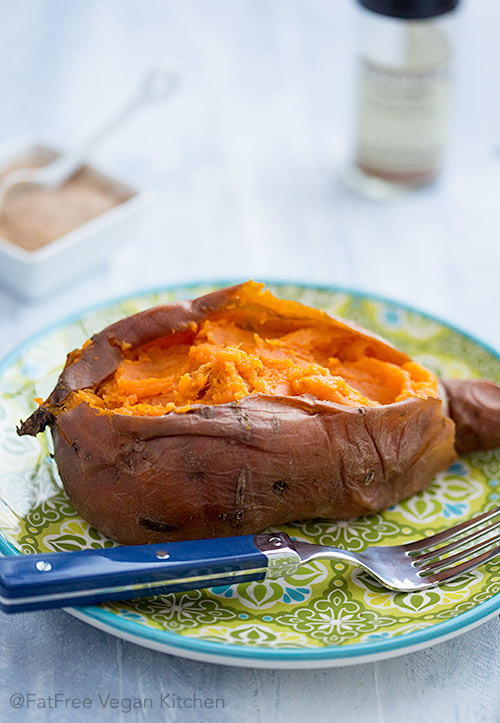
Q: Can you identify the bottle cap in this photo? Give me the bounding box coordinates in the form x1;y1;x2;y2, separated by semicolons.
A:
358;1;460;19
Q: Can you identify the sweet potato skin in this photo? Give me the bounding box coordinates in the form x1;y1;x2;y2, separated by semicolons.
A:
51;393;456;544
17;282;467;544
441;379;500;454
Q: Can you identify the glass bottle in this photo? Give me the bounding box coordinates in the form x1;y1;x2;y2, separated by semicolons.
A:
344;0;461;199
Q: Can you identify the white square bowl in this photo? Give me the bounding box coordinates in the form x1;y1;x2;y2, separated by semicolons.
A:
0;136;154;301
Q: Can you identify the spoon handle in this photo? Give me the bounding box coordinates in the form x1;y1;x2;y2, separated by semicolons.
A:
37;67;179;189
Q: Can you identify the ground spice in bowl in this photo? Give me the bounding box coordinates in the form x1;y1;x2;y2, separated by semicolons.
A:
0;161;132;252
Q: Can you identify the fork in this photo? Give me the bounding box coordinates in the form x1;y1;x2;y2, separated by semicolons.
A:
1;506;500;613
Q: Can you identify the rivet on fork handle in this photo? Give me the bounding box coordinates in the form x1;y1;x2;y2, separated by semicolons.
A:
254;533;302;579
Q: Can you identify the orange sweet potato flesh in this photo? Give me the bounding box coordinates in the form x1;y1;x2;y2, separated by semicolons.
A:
74;295;437;416
16;281;500;544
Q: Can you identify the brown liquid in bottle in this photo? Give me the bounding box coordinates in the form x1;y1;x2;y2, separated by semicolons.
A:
349;20;454;195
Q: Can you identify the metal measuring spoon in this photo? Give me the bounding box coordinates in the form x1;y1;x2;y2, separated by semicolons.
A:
0;68;178;211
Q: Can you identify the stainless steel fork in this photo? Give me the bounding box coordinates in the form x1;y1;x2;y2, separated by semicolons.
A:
284;504;500;592
1;505;500;612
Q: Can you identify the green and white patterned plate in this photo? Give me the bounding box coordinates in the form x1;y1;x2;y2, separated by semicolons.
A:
2;281;500;669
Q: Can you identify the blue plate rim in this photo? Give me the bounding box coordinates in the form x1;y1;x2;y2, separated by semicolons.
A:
1;278;500;664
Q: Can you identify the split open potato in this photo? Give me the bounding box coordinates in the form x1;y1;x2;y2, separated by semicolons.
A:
18;282;500;544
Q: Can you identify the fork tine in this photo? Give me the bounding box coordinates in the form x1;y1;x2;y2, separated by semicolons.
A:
425;543;500;584
413;517;500;564
403;505;500;553
420;530;500;573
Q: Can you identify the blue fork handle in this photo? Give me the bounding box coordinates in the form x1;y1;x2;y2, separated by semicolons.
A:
0;535;270;613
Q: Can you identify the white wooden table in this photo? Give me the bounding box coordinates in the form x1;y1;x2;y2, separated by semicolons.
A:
1;1;500;720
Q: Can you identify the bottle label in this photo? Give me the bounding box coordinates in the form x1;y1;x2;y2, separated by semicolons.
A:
355;57;453;176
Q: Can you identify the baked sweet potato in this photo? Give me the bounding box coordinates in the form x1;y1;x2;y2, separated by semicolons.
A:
18;281;500;544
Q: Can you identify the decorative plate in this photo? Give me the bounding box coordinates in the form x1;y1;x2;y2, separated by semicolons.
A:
1;282;500;669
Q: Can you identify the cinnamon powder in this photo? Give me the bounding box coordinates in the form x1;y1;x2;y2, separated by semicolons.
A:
0;161;132;252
